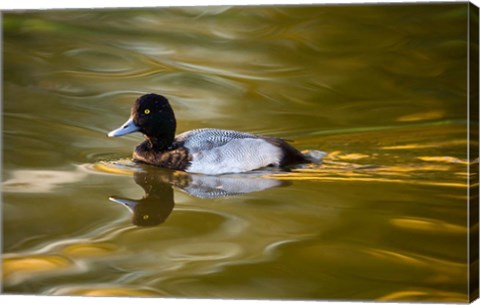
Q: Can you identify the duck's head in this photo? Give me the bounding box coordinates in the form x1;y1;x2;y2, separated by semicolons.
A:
108;94;176;143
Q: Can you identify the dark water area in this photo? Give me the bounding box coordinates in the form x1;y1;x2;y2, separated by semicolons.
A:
2;3;474;302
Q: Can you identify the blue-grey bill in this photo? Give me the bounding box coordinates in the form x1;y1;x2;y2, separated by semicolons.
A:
107;117;140;137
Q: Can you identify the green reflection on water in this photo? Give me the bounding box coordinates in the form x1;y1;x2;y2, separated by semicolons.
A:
2;3;472;302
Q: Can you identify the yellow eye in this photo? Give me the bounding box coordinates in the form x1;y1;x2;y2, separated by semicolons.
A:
144;109;150;115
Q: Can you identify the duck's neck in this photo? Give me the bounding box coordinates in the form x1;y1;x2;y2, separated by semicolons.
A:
146;135;174;151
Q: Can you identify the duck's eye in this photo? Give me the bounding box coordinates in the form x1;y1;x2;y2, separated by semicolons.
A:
144;109;151;115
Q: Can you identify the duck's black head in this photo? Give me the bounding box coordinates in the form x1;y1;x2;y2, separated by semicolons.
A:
108;94;176;148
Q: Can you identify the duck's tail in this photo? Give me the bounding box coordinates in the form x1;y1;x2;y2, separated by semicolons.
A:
301;150;327;163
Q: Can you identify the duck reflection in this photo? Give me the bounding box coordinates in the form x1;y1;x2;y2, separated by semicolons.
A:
110;168;286;227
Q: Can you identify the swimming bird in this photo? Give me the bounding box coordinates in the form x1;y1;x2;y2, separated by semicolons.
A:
108;93;319;175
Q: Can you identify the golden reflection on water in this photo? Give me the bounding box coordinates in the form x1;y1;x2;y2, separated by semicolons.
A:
264;156;467;188
381;139;467;150
267;174;467;188
3;255;73;285
396;110;446;122
417;156;468;164
390;217;467;234
51;286;164;297
62;243;119;257
378;290;467;302
90;160;137;176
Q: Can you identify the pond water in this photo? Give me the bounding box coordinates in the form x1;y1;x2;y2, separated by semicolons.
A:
2;3;476;302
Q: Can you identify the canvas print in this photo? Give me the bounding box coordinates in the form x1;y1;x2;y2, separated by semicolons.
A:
1;2;479;303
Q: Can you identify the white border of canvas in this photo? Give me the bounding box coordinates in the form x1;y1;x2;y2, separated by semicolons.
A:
0;1;478;305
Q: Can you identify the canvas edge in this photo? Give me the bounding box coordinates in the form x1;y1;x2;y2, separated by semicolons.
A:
0;10;4;296
0;2;478;304
468;1;480;303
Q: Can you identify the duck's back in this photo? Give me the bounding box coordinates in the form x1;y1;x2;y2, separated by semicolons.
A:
175;128;259;151
175;128;306;175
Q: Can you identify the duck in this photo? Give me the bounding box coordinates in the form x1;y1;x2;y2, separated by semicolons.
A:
108;93;318;175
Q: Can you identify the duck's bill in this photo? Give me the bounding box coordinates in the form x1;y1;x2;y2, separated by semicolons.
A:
108;117;140;137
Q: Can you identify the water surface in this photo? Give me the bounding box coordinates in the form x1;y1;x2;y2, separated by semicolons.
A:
2;3;474;302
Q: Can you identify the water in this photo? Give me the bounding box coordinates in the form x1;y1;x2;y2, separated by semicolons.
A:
1;3;474;302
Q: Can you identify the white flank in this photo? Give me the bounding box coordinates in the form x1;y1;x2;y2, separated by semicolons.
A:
186;138;282;175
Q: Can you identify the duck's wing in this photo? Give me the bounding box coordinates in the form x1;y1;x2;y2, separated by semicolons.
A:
174;128;260;152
